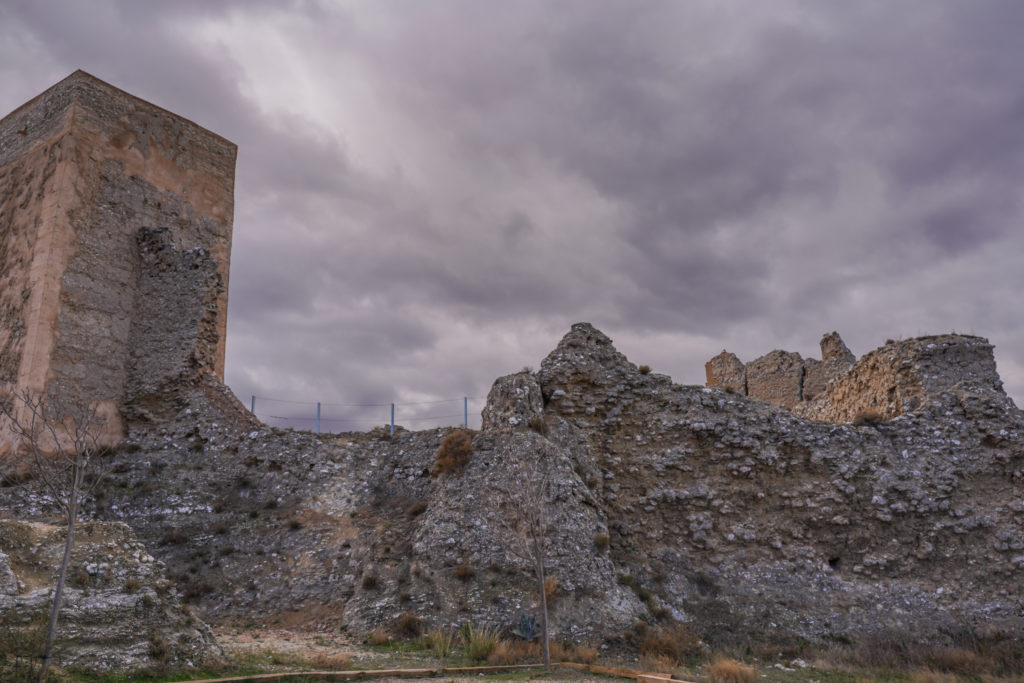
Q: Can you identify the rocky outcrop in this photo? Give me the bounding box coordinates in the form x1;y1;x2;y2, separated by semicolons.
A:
0;519;220;672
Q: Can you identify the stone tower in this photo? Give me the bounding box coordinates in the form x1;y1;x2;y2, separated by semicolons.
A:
0;71;236;449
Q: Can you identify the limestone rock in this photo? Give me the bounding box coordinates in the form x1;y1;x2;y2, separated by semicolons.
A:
0;519;220;672
820;331;855;363
480;370;544;431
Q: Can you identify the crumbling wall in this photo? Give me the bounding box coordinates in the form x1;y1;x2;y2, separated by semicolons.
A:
794;335;1003;423
705;331;856;412
0;71;235;451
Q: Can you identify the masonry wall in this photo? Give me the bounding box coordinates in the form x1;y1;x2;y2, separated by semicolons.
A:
0;71;236;449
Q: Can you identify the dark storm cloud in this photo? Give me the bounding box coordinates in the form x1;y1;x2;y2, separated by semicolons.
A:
2;0;1023;420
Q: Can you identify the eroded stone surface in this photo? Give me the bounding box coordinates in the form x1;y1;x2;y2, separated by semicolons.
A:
0;519;220;671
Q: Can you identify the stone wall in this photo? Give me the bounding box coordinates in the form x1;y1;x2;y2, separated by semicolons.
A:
705;331;856;411
0;71;235;452
706;331;1007;425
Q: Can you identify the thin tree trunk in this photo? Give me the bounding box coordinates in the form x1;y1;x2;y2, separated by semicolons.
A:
38;462;79;682
536;544;550;671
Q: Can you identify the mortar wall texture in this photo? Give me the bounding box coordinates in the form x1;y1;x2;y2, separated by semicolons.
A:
0;71;235;449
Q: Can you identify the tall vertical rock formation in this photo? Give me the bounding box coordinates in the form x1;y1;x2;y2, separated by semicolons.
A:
0;71;236;450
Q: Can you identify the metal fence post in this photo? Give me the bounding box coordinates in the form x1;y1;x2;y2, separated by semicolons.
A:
316;402;321;434
251;395;255;413
464;396;468;427
390;403;395;436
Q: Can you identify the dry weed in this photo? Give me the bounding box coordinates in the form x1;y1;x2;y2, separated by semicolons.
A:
708;656;757;683
308;652;351;670
432;430;473;475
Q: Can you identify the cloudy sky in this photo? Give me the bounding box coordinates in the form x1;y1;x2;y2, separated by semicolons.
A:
2;0;1023;430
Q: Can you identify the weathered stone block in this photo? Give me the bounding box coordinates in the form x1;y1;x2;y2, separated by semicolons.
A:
745;349;804;408
705;351;746;394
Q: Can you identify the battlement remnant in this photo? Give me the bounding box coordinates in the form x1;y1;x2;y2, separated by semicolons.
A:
706;331;1006;423
0;71;236;449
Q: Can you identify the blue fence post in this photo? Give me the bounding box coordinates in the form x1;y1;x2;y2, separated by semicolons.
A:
251;395;255;413
390;403;395;436
464;397;468;427
316;402;321;434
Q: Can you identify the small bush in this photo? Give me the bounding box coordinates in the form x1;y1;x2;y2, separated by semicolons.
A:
124;577;141;594
287;518;303;531
213;522;229;534
432;430;473;476
453;562;475;582
149;634;171;663
406;501;428;518
395;611;424;638
361;572;379;590
638;364;652;374
593;532;610;550
159;530;188;546
426;627;456;659
852;409;886;426
366;627;391;646
708;657;757;683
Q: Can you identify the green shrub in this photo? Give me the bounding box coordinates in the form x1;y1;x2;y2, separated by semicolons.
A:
463;623;501;661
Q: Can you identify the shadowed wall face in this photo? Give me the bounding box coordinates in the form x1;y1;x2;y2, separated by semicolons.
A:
0;71;236;448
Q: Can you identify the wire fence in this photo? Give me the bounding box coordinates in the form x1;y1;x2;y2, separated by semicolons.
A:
250;394;487;435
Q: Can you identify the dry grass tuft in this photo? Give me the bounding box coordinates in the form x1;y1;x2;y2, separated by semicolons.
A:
528;415;549;435
544;576;559;600
909;670;959;683
432;429;473;475
638;364;652;374
488;639;541;664
593;532;610;550
425;627;456;659
366;627;391;646
708;657;757;683
638;623;703;664
463;623;501;662
308;652;352;670
926;647;982;673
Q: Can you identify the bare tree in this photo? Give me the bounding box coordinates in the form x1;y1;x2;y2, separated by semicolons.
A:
500;450;555;671
0;389;110;683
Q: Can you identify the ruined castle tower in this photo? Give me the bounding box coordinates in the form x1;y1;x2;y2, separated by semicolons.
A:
0;71;236;447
